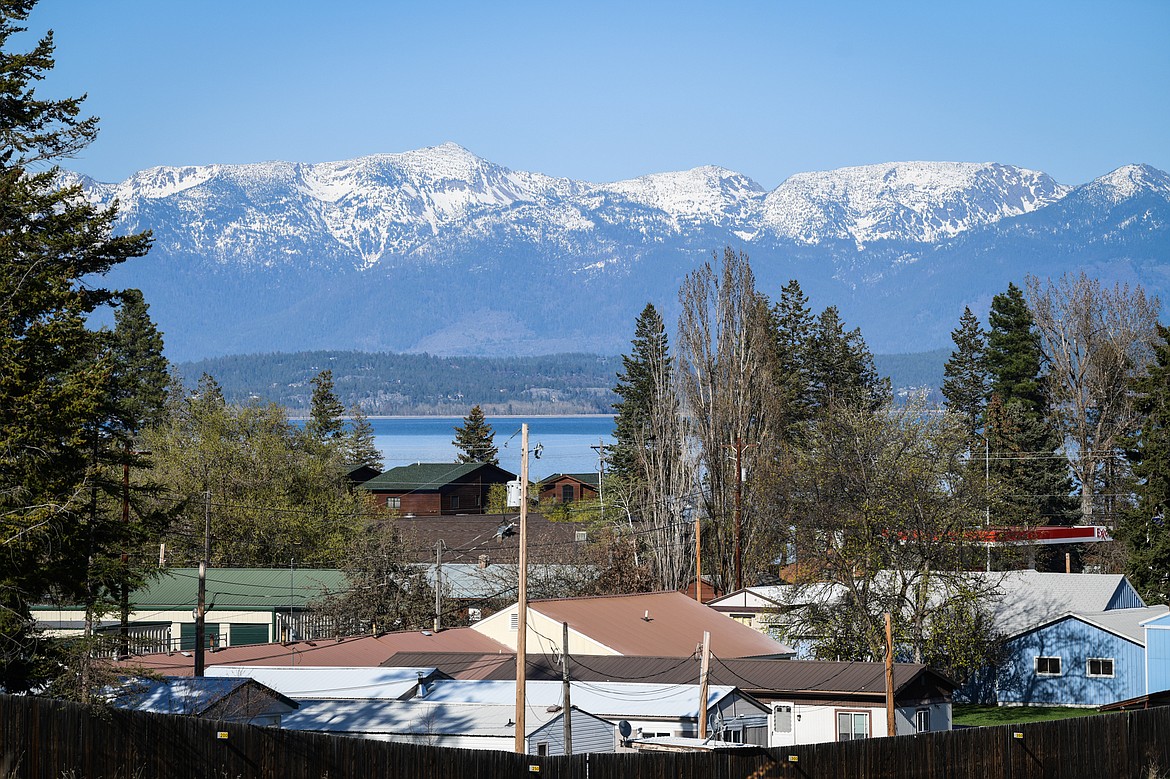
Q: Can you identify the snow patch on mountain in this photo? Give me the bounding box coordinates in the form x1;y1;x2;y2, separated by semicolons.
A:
1073;164;1170;207
761;161;1070;247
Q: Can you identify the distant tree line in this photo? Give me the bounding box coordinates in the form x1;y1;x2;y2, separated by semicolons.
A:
176;350;623;415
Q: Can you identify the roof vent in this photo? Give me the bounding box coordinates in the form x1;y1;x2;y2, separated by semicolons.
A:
642;610;653;622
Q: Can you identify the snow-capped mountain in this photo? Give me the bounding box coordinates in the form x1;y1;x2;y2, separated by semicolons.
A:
76;145;1170;361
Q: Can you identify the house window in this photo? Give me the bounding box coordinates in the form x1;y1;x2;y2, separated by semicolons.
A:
773;704;793;733
836;711;869;741
450;495;460;510
385;497;401;509
562;484;575;503
1036;656;1062;676
1087;658;1115;677
915;709;930;733
536;742;548;756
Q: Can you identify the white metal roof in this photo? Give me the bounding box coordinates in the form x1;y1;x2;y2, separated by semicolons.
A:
283;699;563;737
419;678;740;719
207;665;438;699
1052;605;1170;644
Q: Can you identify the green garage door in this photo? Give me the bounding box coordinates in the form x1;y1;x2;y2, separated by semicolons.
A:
230;623;269;647
179;622;220;651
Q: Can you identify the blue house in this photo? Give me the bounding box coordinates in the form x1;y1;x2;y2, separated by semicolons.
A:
1144;610;1170;694
993;606;1169;707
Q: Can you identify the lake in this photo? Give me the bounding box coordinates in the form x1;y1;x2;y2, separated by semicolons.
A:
369;415;616;478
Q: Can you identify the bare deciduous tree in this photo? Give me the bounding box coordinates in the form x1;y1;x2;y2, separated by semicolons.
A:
677;247;784;592
1026;273;1160;525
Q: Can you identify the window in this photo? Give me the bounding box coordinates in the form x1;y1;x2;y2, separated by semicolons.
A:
450;495;460;510
575;531;588;542
562;484;575;503
385;497;401;509
915;709;930;733
837;711;869;742
536;742;548;756
1087;658;1115;677
1036;656;1062;676
773;704;793;733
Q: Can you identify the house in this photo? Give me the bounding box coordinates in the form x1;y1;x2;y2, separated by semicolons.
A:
537;473;600;504
986;605;1170;707
282;698;615;753
1146;609;1170;694
360;462;516;516
382;652;955;745
109;676;298;727
33;567;349;654
708;570;1150;658
469;591;795;659
115;626;510;676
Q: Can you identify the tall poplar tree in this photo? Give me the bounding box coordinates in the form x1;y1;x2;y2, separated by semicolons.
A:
0;2;154;693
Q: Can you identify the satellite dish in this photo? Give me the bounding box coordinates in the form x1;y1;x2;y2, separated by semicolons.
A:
618;720;632;738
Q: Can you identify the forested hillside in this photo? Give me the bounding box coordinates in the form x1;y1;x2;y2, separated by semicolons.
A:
177;351;624;415
178;348;949;415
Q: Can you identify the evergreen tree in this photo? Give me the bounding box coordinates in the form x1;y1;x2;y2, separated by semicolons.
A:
343;405;383;469
108;289;171;437
983;284;1076;549
611;303;673;480
770;279;816;436
942;306;989;441
306;369;345;443
1120;324;1170;602
0;3;153;693
452;405;498;465
807;306;890;411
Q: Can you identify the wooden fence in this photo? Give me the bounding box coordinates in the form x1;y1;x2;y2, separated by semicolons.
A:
4;694;1169;779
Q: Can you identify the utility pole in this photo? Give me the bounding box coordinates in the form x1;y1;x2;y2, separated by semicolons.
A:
195;490;210;677
434;540;445;632
561;621;573;755
694;508;702;603
590;439;606;512
698;630;711;740
514;423;530;753
885;612;895;737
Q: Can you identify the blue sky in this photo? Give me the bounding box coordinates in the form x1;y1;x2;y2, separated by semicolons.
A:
27;1;1170;188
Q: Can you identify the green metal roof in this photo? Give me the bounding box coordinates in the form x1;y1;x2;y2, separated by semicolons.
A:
360;462;514;492
130;568;349;610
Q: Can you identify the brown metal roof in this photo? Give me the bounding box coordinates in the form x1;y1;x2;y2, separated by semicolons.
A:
398;512;590;564
381;651;952;704
528;591;793;658
114;628;510;677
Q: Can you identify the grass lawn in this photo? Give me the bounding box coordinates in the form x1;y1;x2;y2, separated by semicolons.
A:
953;704;1100;727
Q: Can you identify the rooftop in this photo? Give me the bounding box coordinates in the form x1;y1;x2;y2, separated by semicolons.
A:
361;462;515;492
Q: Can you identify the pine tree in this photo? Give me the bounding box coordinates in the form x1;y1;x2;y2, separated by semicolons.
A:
306;369;345;443
983;284;1076;548
770;279;816;435
108;289;171;437
611;303;673;480
344;405;383;469
807;306;890;411
1120;324;1170;602
942;306;989;440
0;3;153;693
452;405;498;465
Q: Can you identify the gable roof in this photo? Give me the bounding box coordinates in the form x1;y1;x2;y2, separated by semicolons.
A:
1014;605;1170;644
207;665;446;700
115;627;510;676
110;676;298;716
361;462;515;492
475;591;793;658
539;473;600;488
